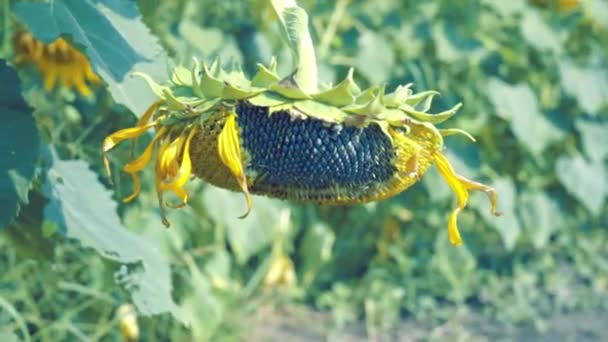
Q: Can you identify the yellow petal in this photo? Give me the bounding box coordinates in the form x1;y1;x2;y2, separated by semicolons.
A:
162;126;197;189
103;123;155;152
123;138;155;174
164;186;188;209
103;123;155;178
433;152;470;246
434;152;468;208
457;175;500;216
159;126;198;208
159;134;186;179
448;207;463;246
136;100;163;127
433;151;499;246
124;127;167;174
217;113;253;218
123;171;141;203
74;75;92;97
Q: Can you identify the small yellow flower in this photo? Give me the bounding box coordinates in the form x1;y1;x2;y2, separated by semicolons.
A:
116;304;139;342
13;32;101;97
264;254;297;287
531;0;579;13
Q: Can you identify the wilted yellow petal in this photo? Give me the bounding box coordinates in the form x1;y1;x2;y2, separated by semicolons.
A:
159;126;198;208
433;151;499;246
218;113;253;218
159;135;185;180
457;175;500;216
447;207;463;246
123;140;155;174
103;123;155;152
162;126;197;188
164;186;188;209
123;172;141;203
433;152;469;246
103;123;156;178
136;100;163;127
123;127;167;174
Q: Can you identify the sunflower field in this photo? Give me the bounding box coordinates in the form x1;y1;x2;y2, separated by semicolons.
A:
1;0;607;341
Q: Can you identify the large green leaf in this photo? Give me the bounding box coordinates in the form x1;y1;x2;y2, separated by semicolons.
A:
559;60;608;116
299;222;335;286
486;78;564;154
575;119;608;162
555;156;606;216
203;186;289;264
0;60;40;229
356;30;395;85
14;0;168;116
584;0;608;29
43;151;183;320
432;19;484;63
517;191;564;249
483;0;525;17
520;10;561;53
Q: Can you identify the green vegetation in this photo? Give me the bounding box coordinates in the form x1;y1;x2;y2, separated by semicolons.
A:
1;0;607;340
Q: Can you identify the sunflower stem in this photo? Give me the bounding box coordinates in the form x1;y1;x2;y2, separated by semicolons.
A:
270;0;318;93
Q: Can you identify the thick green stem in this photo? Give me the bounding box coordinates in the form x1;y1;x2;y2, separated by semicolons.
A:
270;0;318;93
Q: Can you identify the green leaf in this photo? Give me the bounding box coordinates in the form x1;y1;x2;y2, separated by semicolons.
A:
559;60;608;116
356;31;395;85
486;78;564;154
584;0;608;29
14;0;168;116
520;10;561;53
555;156;606;216
42;151;183;320
178;20;224;56
312;68;357;107
518;191;564;249
431;230;477;302
0;60;40;229
575;119;608;162
299;223;335;286
202;186;288;264
432;20;484;63
0;328;19;342
483;0;525;16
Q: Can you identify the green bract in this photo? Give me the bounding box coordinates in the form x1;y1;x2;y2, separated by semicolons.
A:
136;56;470;145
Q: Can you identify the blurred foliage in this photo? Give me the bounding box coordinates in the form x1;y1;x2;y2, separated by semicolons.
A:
1;0;607;340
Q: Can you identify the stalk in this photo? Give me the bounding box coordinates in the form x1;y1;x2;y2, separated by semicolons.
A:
270;0;318;93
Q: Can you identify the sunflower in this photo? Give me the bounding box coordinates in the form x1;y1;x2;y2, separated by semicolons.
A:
13;32;101;97
102;59;499;246
103;2;499;245
530;0;579;13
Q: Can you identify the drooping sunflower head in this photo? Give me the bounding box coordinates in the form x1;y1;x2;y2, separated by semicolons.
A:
102;0;500;245
13;31;101;97
102;57;499;245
